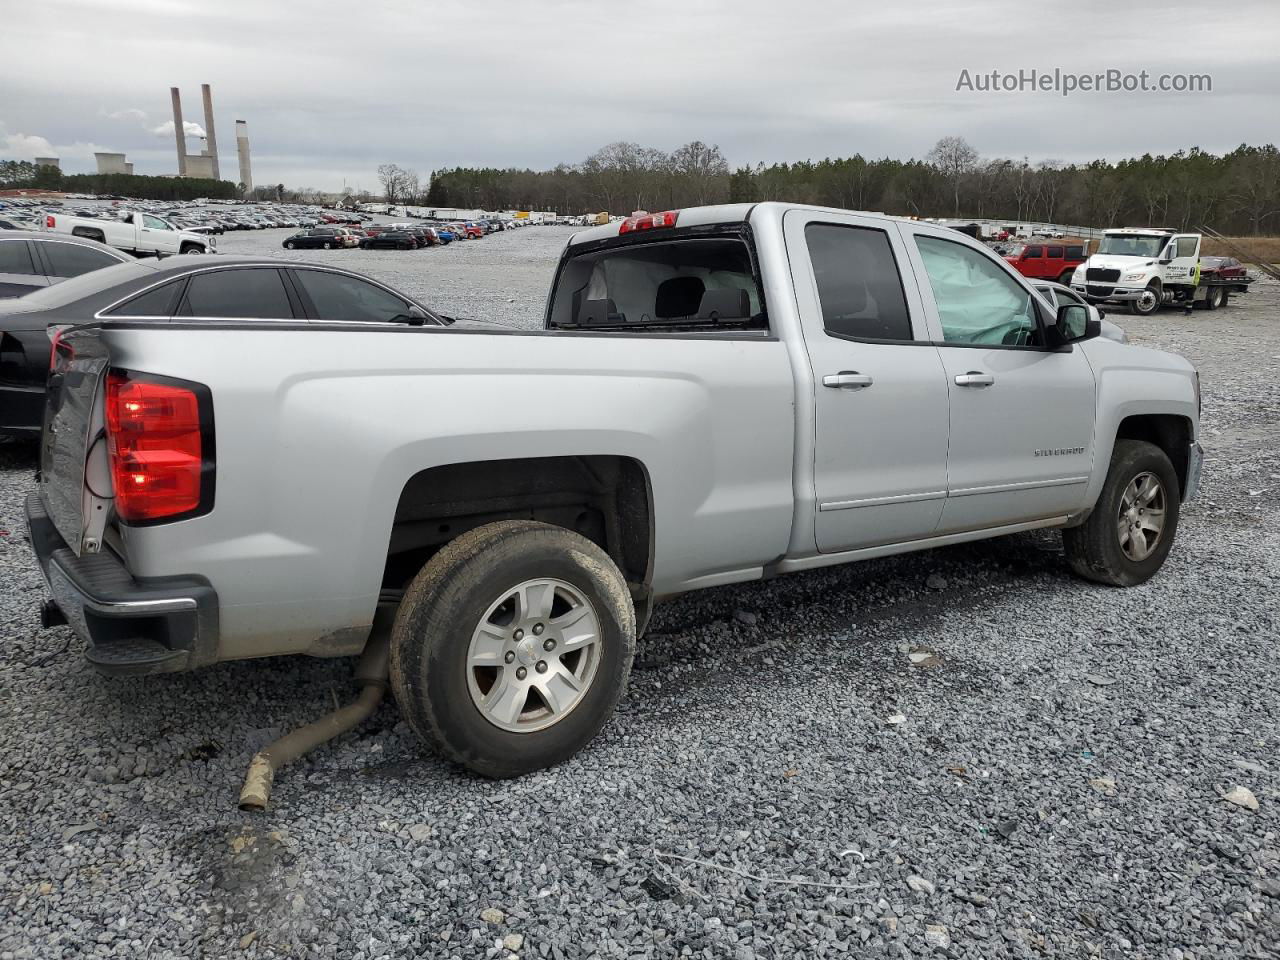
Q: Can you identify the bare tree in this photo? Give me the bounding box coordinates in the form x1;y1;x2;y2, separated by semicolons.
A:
377;163;406;204
927;136;979;217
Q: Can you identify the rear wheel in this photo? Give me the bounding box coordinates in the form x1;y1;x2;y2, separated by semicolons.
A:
390;520;635;778
1063;439;1180;586
1203;286;1226;310
1058;269;1075;285
323;241;332;250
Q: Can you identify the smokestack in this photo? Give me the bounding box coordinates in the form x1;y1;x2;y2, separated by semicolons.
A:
170;86;187;176
235;120;253;194
201;83;220;180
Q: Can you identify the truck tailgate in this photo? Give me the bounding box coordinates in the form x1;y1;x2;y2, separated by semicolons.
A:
40;326;110;554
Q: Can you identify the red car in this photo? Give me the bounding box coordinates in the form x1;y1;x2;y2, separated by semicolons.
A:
1004;241;1087;284
463;222;484;239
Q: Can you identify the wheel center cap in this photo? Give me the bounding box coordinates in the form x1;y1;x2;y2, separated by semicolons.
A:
516;637;540;667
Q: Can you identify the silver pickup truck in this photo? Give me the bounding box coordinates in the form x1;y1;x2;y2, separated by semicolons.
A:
28;202;1202;789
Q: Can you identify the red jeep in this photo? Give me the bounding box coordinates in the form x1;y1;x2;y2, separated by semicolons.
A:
1004;241;1087;284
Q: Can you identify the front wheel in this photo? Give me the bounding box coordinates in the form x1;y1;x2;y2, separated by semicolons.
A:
284;241;295;250
390;520;635;778
180;244;204;255
323;241;332;249
1128;282;1162;316
1203;286;1226;311
1063;439;1181;586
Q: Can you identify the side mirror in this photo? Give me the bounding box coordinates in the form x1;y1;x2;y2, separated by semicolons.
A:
1051;303;1098;344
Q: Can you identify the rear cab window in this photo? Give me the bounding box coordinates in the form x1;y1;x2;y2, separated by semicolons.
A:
804;223;913;341
547;232;766;334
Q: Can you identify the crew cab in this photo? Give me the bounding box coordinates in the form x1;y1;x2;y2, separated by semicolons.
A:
27;203;1202;781
1004;241;1087;284
43;210;214;258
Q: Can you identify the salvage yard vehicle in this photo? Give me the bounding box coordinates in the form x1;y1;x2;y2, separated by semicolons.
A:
27;202;1202;799
282;226;352;250
0;230;130;298
1071;228;1253;315
43;210;215;257
1;257;441;438
359;229;417;250
1004;241;1087;284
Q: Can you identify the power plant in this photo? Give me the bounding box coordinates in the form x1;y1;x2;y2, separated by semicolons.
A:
169;83;251;192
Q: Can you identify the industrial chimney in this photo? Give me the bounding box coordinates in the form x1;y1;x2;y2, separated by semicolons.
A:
235;120;253;194
170;86;187;176
201;83;220;180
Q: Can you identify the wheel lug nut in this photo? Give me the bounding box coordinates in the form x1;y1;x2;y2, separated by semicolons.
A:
533;623;544;635
516;667;527;680
543;638;555;651
504;651;515;664
536;661;548;674
513;629;524;641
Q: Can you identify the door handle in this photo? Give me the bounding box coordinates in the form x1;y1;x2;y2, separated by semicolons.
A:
823;372;874;389
955;371;995;387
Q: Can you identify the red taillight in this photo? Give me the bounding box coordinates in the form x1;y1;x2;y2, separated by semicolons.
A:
618;210;679;234
46;214;55;228
105;371;212;523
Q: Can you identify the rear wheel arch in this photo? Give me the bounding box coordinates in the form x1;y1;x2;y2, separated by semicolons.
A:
385;455;656;632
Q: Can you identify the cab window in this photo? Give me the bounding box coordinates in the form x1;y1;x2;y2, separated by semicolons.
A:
805;223;913;341
180;268;294;319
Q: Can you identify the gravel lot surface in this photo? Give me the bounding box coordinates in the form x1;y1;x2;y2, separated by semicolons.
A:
1;226;1277;959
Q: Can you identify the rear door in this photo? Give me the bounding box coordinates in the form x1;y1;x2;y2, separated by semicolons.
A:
0;238;48;297
784;210;950;552
1044;245;1066;281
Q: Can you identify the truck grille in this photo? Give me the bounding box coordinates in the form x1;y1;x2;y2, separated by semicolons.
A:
1087;268;1121;283
1086;285;1115;298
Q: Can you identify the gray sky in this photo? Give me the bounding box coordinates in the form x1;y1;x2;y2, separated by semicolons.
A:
3;0;1278;191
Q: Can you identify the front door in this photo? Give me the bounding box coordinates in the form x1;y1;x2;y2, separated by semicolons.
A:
784;210;950;553
903;227;1097;533
1164;234;1202;286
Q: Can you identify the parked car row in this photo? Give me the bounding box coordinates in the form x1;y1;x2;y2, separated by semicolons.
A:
280;220;493;252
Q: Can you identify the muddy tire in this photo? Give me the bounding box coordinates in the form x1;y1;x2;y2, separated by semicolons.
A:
1063;439;1181;587
390;520;635;778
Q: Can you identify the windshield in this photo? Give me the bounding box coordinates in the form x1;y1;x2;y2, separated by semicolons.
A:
1096;234;1168;258
547;236;764;330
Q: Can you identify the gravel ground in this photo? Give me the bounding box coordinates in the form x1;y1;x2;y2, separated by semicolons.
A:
1;227;1277;959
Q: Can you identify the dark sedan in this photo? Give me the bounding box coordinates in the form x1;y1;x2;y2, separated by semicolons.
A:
0;256;447;438
1;230;131;298
358;230;416;250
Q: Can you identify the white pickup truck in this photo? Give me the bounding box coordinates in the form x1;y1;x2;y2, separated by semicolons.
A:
43;209;214;257
28;202;1201;799
1071;228;1249;315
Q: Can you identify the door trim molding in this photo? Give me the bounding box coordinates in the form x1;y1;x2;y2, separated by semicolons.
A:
819;489;947;512
948;476;1088;498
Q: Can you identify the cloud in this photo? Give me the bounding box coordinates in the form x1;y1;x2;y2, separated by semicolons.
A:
102;107;148;123
2;129;56;159
150;119;206;139
0;122;118;163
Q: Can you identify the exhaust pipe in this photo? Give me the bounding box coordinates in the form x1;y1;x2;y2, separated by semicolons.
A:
238;633;390;811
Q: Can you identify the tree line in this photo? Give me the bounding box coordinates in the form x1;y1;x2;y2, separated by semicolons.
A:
0;160;240;201
420;139;1280;235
